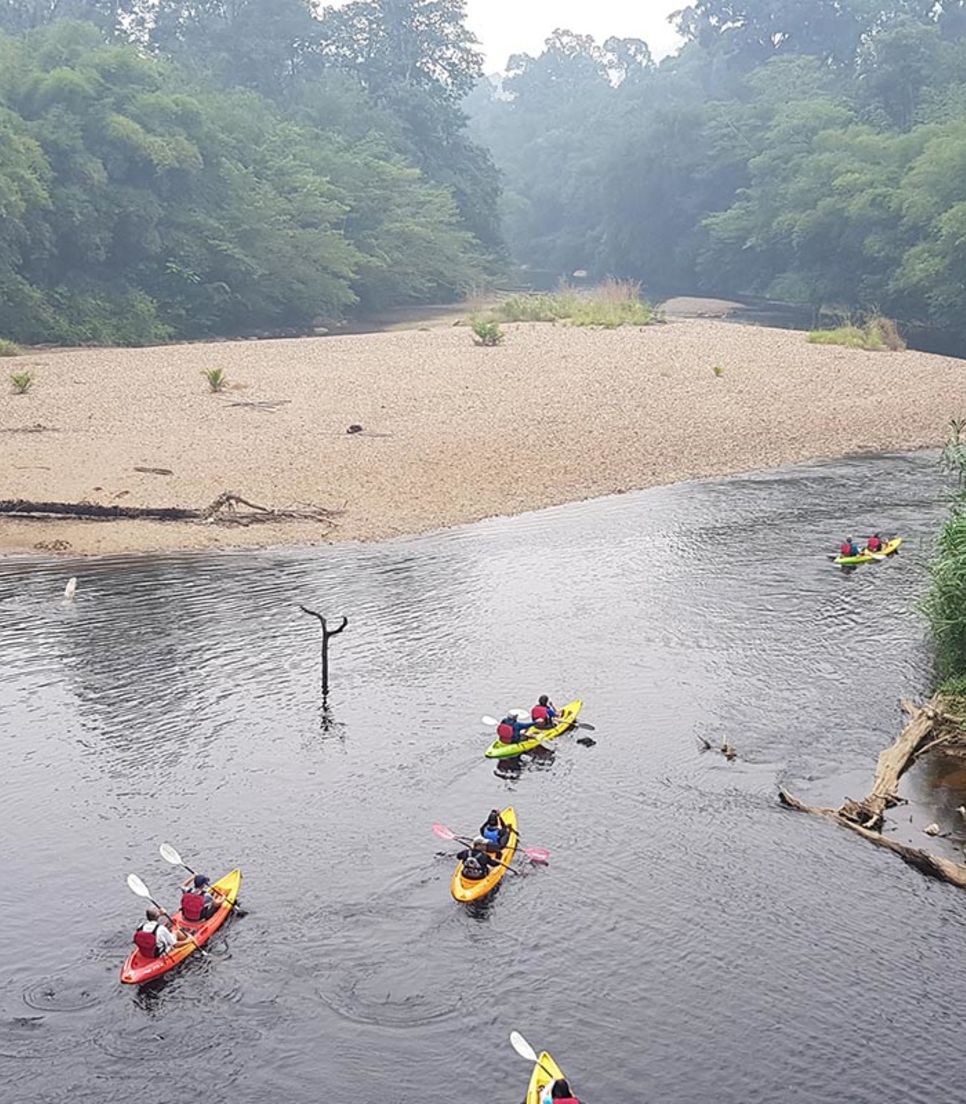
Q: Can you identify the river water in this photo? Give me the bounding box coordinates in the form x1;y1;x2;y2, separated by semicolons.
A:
1;451;962;1104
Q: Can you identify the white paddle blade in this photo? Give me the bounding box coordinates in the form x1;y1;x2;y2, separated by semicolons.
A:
481;716;499;726
159;843;182;865
510;709;528;719
509;1030;539;1063
126;873;151;898
64;577;77;600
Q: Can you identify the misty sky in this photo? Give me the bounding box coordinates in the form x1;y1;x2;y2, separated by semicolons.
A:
466;1;684;70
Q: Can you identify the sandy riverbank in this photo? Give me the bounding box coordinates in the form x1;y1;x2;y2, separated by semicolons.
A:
1;317;962;557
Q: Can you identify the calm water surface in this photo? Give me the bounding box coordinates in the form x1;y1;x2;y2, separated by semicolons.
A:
1;452;962;1104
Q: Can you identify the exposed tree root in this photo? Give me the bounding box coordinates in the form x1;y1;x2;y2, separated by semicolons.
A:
780;696;966;888
0;492;340;529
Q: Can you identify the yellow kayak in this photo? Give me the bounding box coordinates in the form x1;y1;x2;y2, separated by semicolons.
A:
484;700;583;759
834;536;902;565
450;806;517;902
527;1051;566;1104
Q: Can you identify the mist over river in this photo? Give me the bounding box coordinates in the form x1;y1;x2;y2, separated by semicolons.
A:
1;451;963;1104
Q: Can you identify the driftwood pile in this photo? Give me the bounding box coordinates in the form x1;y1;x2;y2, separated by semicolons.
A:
780;696;966;888
0;492;340;530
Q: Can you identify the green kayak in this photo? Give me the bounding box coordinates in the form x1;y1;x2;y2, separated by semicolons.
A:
483;699;583;759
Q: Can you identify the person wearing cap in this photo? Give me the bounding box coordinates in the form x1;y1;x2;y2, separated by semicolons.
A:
132;906;189;958
455;837;499;880
179;873;223;923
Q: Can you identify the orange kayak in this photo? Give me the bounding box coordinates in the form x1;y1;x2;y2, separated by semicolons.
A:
120;869;242;984
450;807;518;903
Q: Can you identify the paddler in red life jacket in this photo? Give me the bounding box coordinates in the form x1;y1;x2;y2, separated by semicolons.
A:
180;873;222;923
867;534;884;553
496;712;531;745
133;906;189;959
530;695;558;728
839;537;860;558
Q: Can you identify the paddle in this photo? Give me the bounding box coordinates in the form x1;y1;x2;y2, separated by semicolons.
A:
126;873;208;957
431;823;551;873
159;843;246;916
482;713;595;734
509;1030;559;1083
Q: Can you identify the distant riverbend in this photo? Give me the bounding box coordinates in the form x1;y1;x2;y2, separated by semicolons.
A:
1;316;963;556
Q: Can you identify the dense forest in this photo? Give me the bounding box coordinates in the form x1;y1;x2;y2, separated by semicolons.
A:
0;0;500;344
468;0;966;338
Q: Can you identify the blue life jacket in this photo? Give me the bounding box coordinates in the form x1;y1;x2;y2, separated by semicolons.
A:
483;825;501;844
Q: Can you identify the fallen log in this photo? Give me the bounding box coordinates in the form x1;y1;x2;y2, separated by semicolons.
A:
0;492;340;528
779;695;966;888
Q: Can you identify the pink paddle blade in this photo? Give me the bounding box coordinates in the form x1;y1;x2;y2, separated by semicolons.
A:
523;847;550;864
432;823;458;841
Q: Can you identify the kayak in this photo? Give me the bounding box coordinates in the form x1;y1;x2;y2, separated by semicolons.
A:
484;699;583;759
527;1050;566;1104
450;806;518;903
834;536;903;565
120;868;242;984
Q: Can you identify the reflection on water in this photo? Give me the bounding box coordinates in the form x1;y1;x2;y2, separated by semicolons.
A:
2;450;964;1104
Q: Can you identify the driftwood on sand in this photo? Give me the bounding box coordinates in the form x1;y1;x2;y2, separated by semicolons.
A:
0;492;340;529
780;696;966;888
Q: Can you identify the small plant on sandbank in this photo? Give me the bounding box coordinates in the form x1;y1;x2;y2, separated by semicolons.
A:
10;370;33;394
488;279;656;329
808;314;905;352
0;338;20;357
470;318;505;346
204;366;228;392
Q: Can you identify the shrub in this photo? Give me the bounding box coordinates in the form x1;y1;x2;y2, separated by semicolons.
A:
10;370;32;394
471;318;505;346
204;366;227;392
808;314;905;351
0;339;20;357
492;280;654;328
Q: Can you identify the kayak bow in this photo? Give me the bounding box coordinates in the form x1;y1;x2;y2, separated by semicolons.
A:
526;1050;566;1104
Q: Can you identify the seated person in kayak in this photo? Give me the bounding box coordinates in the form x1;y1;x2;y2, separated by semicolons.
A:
530;695;558;728
544;1079;580;1104
839;537;860;557
867;533;885;553
133;907;189;959
480;809;512;851
496;712;532;744
180;873;223;923
456;837;498;880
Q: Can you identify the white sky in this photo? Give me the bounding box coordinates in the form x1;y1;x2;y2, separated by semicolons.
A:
465;0;684;71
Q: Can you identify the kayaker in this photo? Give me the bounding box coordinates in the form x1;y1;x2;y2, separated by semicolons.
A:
839;537;860;557
456;837;498;880
480;809;511;851
180;873;222;923
867;534;884;553
544;1079;580;1103
496;712;531;745
530;695;558;728
133;907;189;958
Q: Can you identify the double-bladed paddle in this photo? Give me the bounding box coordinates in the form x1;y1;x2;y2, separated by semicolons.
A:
159;843;246;916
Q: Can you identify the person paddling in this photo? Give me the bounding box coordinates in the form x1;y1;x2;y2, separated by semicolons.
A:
866;533;884;553
530;695;558;729
496;712;531;745
544;1079;580;1103
480;809;511;850
133;906;189;959
456;837;498;880
179;873;223;923
839;537;860;558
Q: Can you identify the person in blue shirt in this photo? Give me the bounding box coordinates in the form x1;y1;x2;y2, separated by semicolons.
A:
839;537;860;558
496;712;531;745
479;809;511;851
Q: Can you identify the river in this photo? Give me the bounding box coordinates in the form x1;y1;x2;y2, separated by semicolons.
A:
0;451;962;1104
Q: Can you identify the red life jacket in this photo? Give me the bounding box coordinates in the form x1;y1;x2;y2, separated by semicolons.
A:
840;542;852;556
531;705;549;723
133;923;161;957
497;721;516;743
868;537;882;551
181;890;206;922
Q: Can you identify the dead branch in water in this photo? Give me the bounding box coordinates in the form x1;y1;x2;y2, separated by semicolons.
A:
780;696;966;889
0;492;340;529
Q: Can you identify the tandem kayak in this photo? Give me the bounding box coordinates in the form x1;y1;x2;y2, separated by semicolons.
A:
526;1050;566;1104
120;868;242;984
834;536;903;566
450;806;518;903
484;699;583;759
